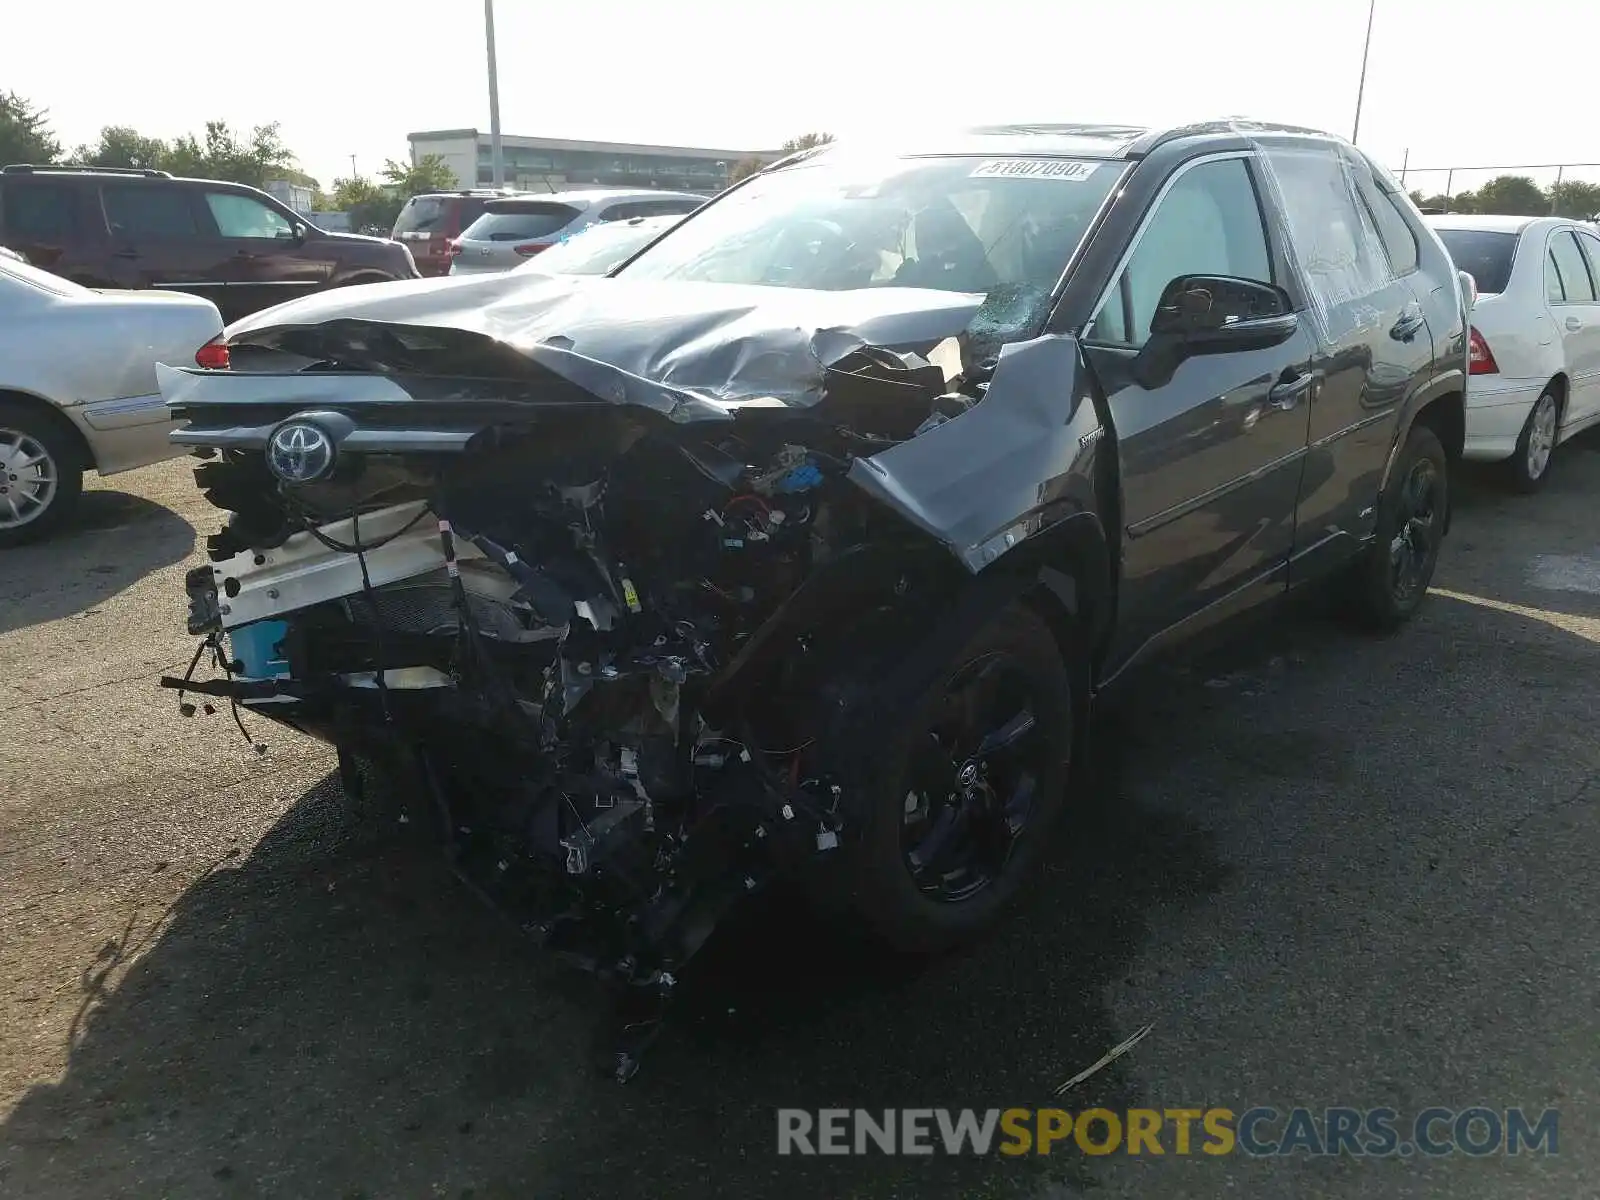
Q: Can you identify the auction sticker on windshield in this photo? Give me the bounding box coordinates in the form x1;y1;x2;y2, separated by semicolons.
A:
970;159;1099;181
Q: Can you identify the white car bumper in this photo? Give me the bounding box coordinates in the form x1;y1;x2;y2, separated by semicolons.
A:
1462;377;1545;462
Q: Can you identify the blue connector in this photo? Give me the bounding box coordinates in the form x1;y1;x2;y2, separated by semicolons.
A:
772;461;823;494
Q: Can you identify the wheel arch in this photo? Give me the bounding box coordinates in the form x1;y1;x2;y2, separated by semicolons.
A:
991;510;1114;677
1383;380;1463;535
0;387;97;471
1544;371;1570;419
330;270;398;289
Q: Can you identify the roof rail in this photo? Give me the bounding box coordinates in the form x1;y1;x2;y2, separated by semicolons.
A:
1;163;173;178
1133;119;1337;157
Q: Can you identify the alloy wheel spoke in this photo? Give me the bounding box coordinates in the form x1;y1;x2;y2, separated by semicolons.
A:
975;706;1037;758
908;804;969;883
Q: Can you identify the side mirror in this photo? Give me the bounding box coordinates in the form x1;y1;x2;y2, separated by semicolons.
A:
1133;275;1299;388
1457;269;1478;312
1148;275;1295;341
291;221;309;243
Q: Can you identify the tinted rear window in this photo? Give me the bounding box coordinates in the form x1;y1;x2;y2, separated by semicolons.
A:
102;184;200;238
463;201;580;242
393;197;452;235
1;181;81;242
1434;228;1518;294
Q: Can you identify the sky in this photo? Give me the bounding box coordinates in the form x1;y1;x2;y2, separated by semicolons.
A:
6;0;1598;195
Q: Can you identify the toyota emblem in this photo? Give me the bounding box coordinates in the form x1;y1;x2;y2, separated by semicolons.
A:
266;420;336;484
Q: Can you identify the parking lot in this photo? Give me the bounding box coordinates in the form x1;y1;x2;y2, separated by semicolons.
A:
1;442;1596;1199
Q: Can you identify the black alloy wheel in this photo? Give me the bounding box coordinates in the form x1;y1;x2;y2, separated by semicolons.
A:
842;601;1078;953
899;653;1048;904
1387;454;1443;610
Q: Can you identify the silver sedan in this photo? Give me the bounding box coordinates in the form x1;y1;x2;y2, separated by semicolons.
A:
0;251;223;544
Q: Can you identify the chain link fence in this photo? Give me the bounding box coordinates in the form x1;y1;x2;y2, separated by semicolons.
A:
1386;159;1600;216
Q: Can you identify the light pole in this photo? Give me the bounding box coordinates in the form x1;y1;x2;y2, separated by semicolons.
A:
1350;0;1377;144
484;0;505;187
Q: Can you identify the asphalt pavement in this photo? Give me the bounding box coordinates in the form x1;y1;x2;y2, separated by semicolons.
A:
1;443;1596;1200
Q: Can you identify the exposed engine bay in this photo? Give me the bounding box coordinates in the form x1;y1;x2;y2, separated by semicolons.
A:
159;274;1106;1078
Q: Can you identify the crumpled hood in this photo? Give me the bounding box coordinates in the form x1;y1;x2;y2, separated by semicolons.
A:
224;271;990;408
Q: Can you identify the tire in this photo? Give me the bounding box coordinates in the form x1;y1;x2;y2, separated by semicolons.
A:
1505;388;1560;493
1344;423;1449;631
0;401;84;548
841;601;1077;953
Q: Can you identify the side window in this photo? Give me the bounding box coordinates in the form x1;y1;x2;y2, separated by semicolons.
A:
102;184;200;239
1576;231;1600;290
1086;157;1273;348
639;199;700;218
599;200;699;223
1349;155;1419;275
596;202;643;223
1547;231;1595;303
0;181;79;242
205;193;293;239
1262;148;1393;322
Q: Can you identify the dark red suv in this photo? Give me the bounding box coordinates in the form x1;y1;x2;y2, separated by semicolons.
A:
390;190;520;277
0;165;421;323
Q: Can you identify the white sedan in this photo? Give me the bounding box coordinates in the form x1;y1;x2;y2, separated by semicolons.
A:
0;252;223;544
1428;214;1600;491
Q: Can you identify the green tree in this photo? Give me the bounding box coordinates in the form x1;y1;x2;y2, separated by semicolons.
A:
71;125;170;170
728;132;834;184
331;175;402;235
380;154;458;196
1471;175;1547;216
163;121;297;188
0;91;61;165
780;132;834;154
1417;190;1477;214
1550;179;1600;220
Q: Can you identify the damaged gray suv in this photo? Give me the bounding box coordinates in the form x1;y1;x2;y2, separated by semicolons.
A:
161;121;1468;1073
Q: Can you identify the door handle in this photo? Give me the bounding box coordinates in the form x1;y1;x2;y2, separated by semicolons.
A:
111;248;139;260
1267;370;1321;411
1390;306;1426;342
1565;316;1582;332
233;250;260;261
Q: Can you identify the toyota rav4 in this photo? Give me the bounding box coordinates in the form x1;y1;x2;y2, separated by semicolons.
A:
157;121;1469;1075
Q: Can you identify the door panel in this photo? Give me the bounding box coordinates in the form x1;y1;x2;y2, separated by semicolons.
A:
1260;145;1430;570
200;190;329;320
1551;228;1600;428
99;182;231;308
1083;154;1315;666
1092;331;1317;664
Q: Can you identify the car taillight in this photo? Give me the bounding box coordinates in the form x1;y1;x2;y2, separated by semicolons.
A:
514;242;550;257
1468;326;1498;376
195;338;230;370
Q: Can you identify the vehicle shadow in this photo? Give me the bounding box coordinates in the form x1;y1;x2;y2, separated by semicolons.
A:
0;488;194;635
7;486;1589;1199
1444;428;1600;621
0;674;1230;1200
